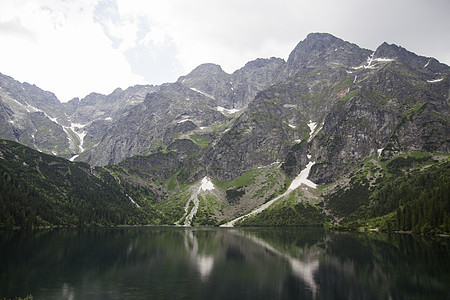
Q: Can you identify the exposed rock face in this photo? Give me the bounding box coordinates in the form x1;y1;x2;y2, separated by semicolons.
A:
307;42;449;183
206;33;449;181
0;33;448;183
177;63;231;107
205;33;370;179
228;57;286;108
63;85;158;124
285;32;372;75
0;73;157;160
79;83;229;165
0;73;71;155
76;56;286;166
177;57;285;109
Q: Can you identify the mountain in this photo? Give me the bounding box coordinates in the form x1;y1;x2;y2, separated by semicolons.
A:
207;33;449;181
0;73;157;161
0;57;284;166
80;57;285;165
0;32;449;232
0;73;68;156
177;58;285;109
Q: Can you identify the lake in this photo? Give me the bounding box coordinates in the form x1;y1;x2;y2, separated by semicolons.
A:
0;227;449;299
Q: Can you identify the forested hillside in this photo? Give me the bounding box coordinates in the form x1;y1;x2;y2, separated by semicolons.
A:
333;157;450;234
1;138;448;234
0;140;161;229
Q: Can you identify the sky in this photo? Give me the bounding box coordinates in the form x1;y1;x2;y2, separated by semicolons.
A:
0;0;449;102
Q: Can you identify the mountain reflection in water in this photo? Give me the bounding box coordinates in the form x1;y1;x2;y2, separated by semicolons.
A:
234;230;321;296
0;227;449;299
184;230;215;279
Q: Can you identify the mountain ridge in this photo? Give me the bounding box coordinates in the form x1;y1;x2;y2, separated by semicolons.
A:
0;32;449;231
1;33;448;167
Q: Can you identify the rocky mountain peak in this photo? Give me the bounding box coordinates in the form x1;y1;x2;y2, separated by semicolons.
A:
374;42;448;73
239;57;285;70
177;58;286;110
286;32;371;74
0;32;448;172
178;63;227;81
176;63;230;107
373;42;420;65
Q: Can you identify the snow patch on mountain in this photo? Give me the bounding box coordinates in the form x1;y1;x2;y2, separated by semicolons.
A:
257;161;282;169
352;54;394;70
181;176;216;227
283;104;298;109
199;177;214;192
288;161;317;190
308;122;323;142
308;121;317;136
221;162;317;227
60;122;88;154
377;148;384;157
25;102;60;124
190;87;215;99
427;78;443;83
364;53;375;69
216;106;240;115
374;57;395;62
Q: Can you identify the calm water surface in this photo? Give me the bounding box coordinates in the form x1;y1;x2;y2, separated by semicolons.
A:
0;227;449;299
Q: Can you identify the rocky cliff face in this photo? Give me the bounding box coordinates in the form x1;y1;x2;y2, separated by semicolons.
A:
75;56;286;165
0;73;157;160
0;73;70;156
0;33;448;180
206;33;375;179
206;33;449;181
178;57;285;109
0;55;285;166
308;41;449;183
79;82;228;165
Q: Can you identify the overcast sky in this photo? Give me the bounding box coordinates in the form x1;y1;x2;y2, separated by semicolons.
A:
1;0;449;102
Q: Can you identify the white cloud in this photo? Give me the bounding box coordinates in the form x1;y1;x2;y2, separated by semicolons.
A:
0;0;144;102
94;0;139;53
0;17;37;40
111;0;302;74
111;0;450;75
